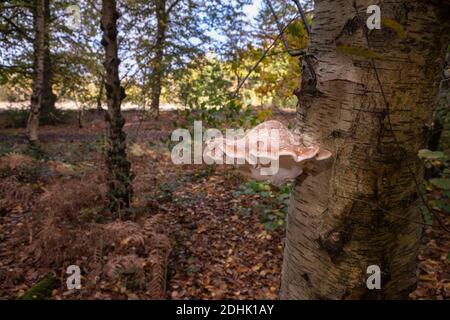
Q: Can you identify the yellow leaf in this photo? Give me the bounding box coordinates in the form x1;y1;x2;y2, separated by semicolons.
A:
196;224;207;234
12;205;23;214
252;263;263;272
130;143;145;157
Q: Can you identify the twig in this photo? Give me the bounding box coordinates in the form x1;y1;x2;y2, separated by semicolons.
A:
266;49;305;57
265;0;291;53
291;0;311;36
0;13;33;42
166;0;182;15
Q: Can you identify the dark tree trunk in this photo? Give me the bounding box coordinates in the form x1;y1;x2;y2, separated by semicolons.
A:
149;0;167;119
27;0;47;142
101;0;133;214
39;0;56;120
280;0;450;299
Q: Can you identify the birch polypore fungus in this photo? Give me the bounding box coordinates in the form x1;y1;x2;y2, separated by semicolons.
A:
205;120;332;185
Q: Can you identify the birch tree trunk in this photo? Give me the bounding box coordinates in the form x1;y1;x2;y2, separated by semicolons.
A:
150;0;167;119
27;0;47;142
280;0;450;299
101;0;133;214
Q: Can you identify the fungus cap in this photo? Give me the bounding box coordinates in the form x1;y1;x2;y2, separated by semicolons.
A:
205;120;331;185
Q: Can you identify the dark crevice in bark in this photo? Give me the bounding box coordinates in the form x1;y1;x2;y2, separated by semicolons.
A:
300;55;319;95
317;205;355;264
335;16;361;42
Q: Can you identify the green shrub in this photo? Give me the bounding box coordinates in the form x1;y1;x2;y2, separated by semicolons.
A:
234;180;292;231
419;149;450;216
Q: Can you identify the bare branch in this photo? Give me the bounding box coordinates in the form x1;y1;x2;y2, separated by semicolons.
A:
291;0;310;35
166;0;182;15
264;0;291;53
234;15;299;96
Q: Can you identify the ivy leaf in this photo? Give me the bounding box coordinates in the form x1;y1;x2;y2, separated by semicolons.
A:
418;149;446;160
429;199;450;214
430;178;450;190
420;204;432;225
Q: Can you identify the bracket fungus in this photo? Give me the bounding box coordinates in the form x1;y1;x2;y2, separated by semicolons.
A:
205;120;332;186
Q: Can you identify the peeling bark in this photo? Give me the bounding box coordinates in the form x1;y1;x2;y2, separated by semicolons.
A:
101;0;133;214
281;0;450;299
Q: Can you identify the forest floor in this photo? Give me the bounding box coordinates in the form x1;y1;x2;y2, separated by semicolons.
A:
0;110;449;299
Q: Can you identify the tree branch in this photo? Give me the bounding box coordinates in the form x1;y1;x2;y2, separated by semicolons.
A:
265;0;291;53
291;0;311;35
166;0;182;15
0;13;33;41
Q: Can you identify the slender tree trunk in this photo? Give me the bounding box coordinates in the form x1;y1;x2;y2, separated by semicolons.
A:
280;0;450;299
27;0;47;142
39;0;56;120
101;0;133;214
149;0;167;119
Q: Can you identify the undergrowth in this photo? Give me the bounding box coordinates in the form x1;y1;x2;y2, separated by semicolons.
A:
234;180;291;231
